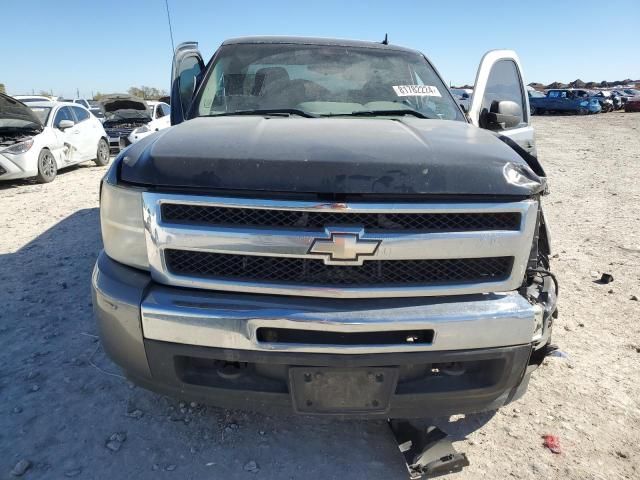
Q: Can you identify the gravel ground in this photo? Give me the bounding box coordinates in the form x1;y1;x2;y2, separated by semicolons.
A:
1;113;638;479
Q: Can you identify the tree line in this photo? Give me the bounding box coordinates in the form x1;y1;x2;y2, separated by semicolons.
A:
94;86;168;101
0;84;167;100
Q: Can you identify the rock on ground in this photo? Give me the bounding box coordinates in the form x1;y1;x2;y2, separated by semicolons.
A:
11;459;31;477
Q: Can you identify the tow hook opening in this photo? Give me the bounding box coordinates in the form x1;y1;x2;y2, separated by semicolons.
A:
432;362;466;376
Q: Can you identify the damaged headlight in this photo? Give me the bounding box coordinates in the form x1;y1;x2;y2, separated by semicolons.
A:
503;162;542;190
132;125;150;134
100;180;149;270
1;138;34;155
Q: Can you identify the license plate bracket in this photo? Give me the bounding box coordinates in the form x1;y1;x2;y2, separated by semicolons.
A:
289;367;398;415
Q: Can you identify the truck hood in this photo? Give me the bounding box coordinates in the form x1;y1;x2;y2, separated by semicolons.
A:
119;116;544;197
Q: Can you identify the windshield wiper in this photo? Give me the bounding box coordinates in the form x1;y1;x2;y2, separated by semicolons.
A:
327;109;431;119
209;108;317;118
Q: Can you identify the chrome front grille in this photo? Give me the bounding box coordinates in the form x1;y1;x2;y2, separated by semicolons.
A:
142;193;539;298
161;203;521;232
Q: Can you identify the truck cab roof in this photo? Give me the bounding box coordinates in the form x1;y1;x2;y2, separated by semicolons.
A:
221;35;419;54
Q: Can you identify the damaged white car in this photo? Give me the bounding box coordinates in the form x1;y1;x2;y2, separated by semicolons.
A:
102;95;170;152
128;100;171;144
0;95;110;183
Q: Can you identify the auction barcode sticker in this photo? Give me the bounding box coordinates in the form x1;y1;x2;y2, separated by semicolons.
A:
392;85;441;97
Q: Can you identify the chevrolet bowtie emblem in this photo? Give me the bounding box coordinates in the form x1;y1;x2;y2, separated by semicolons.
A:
308;230;380;265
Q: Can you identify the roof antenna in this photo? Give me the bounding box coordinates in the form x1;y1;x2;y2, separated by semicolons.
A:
381;33;388;45
164;0;176;53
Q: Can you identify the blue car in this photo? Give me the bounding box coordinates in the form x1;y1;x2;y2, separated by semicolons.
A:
529;89;601;115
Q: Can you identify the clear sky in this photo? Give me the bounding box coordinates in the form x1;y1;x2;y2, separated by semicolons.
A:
1;0;638;98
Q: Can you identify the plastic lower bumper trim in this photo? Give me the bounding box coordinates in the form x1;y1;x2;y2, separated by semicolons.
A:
132;340;533;418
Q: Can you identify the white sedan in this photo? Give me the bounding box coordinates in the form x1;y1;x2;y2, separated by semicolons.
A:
0;95;110;183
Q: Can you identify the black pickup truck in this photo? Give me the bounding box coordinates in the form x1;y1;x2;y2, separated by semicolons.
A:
92;36;557;418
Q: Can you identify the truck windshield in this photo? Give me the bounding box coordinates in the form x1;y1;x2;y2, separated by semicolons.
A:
196;43;464;121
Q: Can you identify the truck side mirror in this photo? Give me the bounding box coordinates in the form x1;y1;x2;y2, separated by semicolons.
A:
483;100;521;130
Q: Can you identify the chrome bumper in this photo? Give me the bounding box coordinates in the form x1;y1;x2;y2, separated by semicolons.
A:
94;251;541;360
93;252;540;417
141;285;541;354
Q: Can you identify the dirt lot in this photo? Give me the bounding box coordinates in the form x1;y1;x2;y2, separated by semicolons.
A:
1;113;639;480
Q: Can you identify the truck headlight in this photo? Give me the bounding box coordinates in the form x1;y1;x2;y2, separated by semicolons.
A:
100;180;149;270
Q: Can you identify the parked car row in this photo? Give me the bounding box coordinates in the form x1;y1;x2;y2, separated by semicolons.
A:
0;94;110;183
528;88;640;115
450;87;640;116
1;93;173;183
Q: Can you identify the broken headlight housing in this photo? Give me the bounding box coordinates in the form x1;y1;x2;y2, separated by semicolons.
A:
100;180;149;270
1;138;34;155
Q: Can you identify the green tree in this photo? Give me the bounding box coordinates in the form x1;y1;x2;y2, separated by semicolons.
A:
127;86;144;98
0;83;5;94
127;85;168;100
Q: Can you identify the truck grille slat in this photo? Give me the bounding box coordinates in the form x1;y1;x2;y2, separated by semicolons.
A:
161;204;520;232
165;250;513;287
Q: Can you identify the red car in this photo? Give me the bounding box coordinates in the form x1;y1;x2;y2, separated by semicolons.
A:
624;97;640;112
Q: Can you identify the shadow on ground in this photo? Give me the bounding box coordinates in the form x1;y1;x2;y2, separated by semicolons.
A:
0;209;494;479
0;163;96;191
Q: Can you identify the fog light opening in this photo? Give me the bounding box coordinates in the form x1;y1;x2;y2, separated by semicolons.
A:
215;360;248;379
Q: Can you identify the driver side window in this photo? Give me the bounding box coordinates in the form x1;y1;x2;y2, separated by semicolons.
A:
179;56;202;115
480;59;526;128
53;107;74;127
